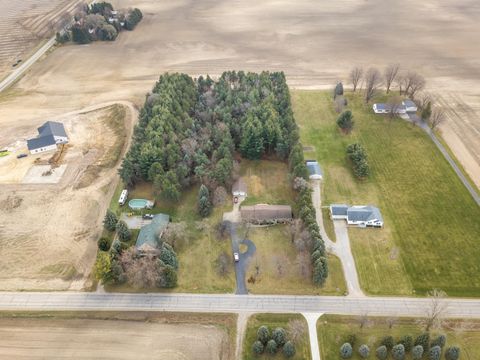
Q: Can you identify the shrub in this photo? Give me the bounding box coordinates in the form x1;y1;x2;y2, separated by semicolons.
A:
358;344;370;358
103;209;118;231
98;237;110;251
159;243;178;270
429;345;441;360
125;8;143;30
340;343;353;359
266;339;278;354
392;344;405;360
398;335;413;352
431;334;446;348
116;220;131;242
375;345;388;360
257;325;270;345
252;340;264;355
381;336;394;350
346;143;370;178
337;110;354;133
272;327;287;346
445;346;460;360
412;345;424;360
415;333;430;352
335;82;344;96
283;341;296;358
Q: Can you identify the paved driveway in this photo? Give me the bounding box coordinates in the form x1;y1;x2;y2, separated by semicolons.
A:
227;221;256;294
120;214;151;229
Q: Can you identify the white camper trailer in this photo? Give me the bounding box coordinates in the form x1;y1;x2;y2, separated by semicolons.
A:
118;189;128;206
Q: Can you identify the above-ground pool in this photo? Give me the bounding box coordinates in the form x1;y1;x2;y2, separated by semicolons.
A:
128;199;154;210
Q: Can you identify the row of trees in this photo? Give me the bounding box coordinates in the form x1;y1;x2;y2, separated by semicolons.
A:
102;210;131;244
349;65;426;103
252;325;296;358
340;332;460;360
346;143;370;178
57;2;143;44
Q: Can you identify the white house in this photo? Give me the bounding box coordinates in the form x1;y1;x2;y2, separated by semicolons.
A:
373;103;406;115
330;204;383;228
402;99;418;113
306;160;323;180
27;121;69;155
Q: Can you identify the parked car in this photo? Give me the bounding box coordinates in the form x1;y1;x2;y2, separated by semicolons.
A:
142;213;154;220
16;153;27;159
233;252;240;262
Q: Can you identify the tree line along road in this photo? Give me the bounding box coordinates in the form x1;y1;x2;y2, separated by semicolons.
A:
2;292;480;319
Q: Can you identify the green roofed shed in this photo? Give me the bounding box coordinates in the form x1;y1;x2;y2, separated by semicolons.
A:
135;214;170;252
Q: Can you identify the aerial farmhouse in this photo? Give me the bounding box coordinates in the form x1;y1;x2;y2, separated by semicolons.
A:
135;213;170;253
27;121;68;154
372;99;417;115
330;204;384;228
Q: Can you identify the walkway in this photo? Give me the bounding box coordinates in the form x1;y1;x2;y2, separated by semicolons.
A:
311;180;364;297
303;313;322;360
407;114;480;206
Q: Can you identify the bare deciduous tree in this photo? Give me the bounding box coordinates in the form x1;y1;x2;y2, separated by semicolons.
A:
350;67;363;92
163;222;188;249
387;95;403;119
418;93;432;111
429;108;446;130
384;64;400;93
403;71;426;98
386;317;397;329
216;252;230;276
364;68;382;103
359;313;369;328
418;289;448;331
120;248;159;289
287;319;306;344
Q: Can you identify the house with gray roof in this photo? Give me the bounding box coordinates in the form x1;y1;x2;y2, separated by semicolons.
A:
135;213;170;253
27;121;69;154
330;204;383;228
306;160;323;180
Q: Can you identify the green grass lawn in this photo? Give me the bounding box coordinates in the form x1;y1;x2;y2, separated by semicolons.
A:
243;314;311;360
240;159;295;206
292;90;480;296
322;207;336;242
318;315;480;359
246;225;346;295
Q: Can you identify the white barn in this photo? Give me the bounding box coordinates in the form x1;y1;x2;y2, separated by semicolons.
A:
27;121;69;155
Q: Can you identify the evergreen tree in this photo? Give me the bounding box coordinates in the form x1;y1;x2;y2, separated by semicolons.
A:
103;209;118;231
429;345;441;360
375;345;388;360
415;333;430;352
445;346;460;360
398;335;413;352
240;115;264;159
283;341;296;358
337;110;354;133
272;328;286;346
313;257;328;286
412;345;424;360
160;243;179;270
257;325;270;345
252;340;264;355
381;336;394;350
197;184;212;217
159;264;177;288
266;339;278;354
340;343;353;359
358;344;370;358
116;220;131;242
392;344;405;360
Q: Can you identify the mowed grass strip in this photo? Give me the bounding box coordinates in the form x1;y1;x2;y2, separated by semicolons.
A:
292;90;480;296
246;225;346;295
318;315;480;360
243;314;311;360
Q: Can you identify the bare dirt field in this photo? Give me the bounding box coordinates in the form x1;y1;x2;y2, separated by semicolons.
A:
0;0;81;79
0;312;233;360
0;0;478;187
0;104;134;291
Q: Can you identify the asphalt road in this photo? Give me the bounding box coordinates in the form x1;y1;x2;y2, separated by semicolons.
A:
2;292;480;319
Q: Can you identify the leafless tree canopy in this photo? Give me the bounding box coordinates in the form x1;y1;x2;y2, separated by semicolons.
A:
119;248;159;289
216;251;230;276
364;68;382;103
287;319;306;344
402;71;426;98
418;93;432;111
384;64;400;93
387;95;403;118
350;67;363;92
359;313;370;328
418;289;448;331
162;222;188;250
429;108;446;130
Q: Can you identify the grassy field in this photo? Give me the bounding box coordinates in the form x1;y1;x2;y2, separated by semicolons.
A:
245;225;346;295
322;207;336;242
240;159;295;207
243;314;311;360
318;315;480;359
292;90;480;296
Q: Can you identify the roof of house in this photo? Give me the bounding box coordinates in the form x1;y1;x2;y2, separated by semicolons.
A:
232;177;247;193
347;206;383;223
402;99;417;108
374;103;406;112
27;134;56;150
135;213;170;251
241;204;292;221
330;204;349;216
38;121;67;138
306;161;322;176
